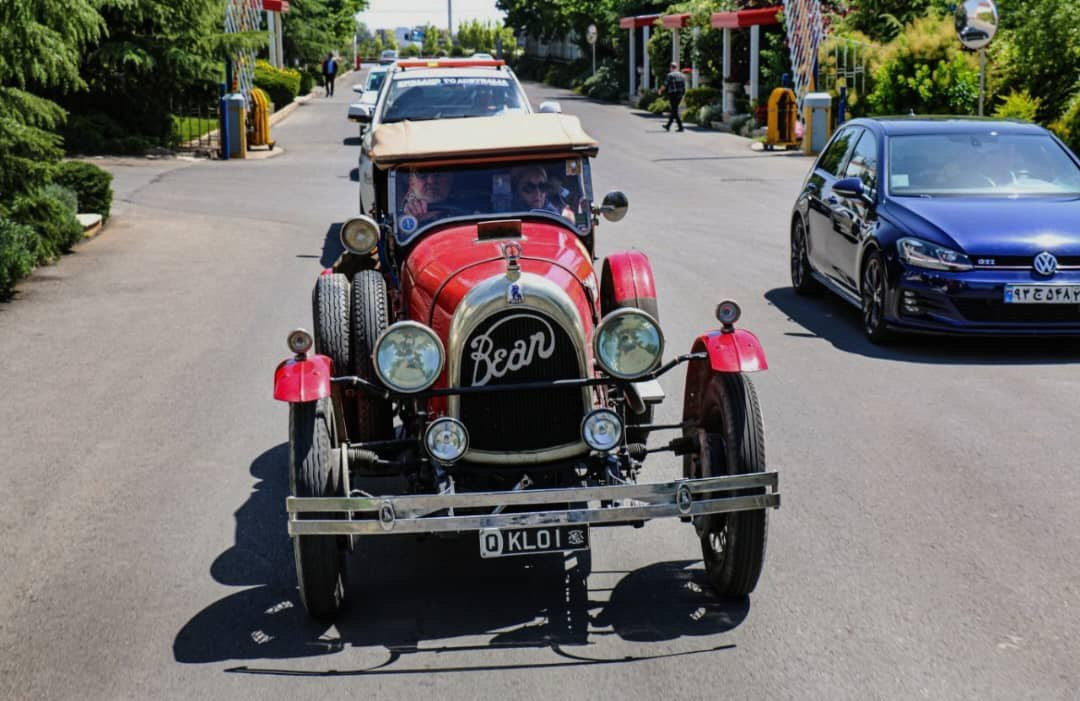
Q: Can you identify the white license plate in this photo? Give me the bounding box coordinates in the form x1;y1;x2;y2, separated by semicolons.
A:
478;524;590;559
1003;285;1080;304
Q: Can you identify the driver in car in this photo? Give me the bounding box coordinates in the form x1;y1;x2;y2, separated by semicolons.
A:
401;169;467;223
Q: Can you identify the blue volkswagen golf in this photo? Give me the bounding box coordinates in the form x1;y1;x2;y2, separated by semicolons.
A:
790;117;1080;342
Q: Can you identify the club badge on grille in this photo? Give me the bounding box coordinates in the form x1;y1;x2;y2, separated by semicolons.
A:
507;282;525;305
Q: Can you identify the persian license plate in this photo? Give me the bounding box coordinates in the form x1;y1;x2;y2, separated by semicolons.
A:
1003;285;1080;304
478;524;590;559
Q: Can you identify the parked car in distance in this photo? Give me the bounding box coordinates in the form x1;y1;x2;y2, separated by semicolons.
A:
273;114;779;620
356;59;535;213
379;49;398;65
348;64;389;129
790;117;1080;342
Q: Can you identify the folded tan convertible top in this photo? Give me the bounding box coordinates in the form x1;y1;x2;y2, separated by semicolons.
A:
371;114;599;167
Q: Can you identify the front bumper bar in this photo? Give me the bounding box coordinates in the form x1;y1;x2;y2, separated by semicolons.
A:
287;472;780;536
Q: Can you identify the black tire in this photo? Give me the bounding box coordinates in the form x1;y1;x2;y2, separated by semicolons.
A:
290;397;347;619
860;251;893;345
696;373;768;597
350;270;393;440
312;274;351;379
790;217;823;296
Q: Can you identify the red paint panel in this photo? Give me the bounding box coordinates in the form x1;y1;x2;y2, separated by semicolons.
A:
619;14;661;28
602;250;656;313
661;12;691;28
273;355;332;402
693;329;768;373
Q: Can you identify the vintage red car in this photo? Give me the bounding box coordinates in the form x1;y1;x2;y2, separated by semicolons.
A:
273;114;780;619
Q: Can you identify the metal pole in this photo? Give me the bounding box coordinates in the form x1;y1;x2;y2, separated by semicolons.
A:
592;42;596;76
642;25;651;90
750;24;760;104
447;0;452;39
979;48;985;116
628;28;636;97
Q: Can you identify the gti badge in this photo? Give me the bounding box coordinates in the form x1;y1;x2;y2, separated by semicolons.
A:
1033;251;1058;277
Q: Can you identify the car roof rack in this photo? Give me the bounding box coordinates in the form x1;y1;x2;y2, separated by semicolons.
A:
395;59;505;71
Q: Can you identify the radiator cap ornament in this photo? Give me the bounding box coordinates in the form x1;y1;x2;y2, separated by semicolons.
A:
502;242;524;303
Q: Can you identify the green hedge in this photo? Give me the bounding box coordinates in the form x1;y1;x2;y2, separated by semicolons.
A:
1052;89;1080;156
0;218;37;298
636;89;659;110
9;191;85;263
299;70;314;96
581;64;624;102
254;60;302;110
683;87;722;116
51;161;113;219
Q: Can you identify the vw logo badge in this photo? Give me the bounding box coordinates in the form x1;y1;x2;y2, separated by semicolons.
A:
1033;251;1058;276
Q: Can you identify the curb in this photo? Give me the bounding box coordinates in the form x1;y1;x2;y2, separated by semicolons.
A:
78;213;105;240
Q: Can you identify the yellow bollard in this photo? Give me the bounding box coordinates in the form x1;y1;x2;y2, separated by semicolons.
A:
247;88;275;149
765;87;799;151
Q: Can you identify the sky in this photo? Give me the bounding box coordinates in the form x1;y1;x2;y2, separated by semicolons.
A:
356;0;505;33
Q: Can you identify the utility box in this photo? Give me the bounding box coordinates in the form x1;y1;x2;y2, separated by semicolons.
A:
766;87;799;150
223;92;247;159
803;92;833;155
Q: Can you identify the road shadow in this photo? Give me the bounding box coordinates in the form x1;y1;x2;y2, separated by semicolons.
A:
766;286;1080;365
342;136;362;146
320;223;344;268
348;168;359;182
173;444;749;670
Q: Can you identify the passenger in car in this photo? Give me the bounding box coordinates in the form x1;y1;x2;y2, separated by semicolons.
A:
511;165;573;218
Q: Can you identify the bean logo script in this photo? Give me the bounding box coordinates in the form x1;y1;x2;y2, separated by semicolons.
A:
468;314;556;387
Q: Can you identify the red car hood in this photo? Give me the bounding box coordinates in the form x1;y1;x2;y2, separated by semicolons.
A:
402;221;598;349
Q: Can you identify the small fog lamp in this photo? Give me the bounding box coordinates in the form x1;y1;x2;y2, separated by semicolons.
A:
287;328;313;355
581;409;623;452
425;418;469;463
715;300;741;327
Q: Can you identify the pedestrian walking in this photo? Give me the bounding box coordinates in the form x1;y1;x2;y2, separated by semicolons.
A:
322;53;338;97
660;62;686;132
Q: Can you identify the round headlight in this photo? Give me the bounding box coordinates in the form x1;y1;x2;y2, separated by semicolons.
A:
582;409;623;452
374;321;445;393
425;417;469;463
340;216;380;254
593;309;664;379
287;328;313;355
715;300;741;326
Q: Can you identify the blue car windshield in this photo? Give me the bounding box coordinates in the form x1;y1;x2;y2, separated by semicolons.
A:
889;133;1080;197
381;76;527;123
390;158;592;245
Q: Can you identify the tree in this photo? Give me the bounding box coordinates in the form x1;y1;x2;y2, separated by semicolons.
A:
283;0;367;67
0;0;103;199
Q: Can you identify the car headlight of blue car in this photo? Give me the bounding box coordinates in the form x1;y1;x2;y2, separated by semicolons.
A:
897;237;973;272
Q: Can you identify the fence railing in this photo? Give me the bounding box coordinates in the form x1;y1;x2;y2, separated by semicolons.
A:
171;104;221;154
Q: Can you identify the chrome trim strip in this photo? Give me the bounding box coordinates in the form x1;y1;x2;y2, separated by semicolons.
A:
446;271;592;463
287;472;780;535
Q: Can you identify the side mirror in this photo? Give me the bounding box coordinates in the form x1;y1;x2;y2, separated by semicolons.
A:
350;104;374;124
833;177;865;200
538;101;563;114
352;85;364;94
599;190;629;222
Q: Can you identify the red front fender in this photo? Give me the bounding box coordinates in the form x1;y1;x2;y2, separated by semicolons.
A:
691;328;768;374
273;354;333;403
600;250;657;317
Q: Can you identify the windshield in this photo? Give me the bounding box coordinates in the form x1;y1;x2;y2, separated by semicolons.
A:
381;75;526;123
889;132;1080;197
390;158;592;244
365;70;386;92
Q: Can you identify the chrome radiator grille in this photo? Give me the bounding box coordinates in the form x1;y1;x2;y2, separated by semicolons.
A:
458;309;583;452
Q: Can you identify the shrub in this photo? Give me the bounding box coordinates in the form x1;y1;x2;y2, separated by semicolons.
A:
254;60;302;110
0;218;37;298
543;64;562;87
1051;89;1080;155
647;97;669;115
64;112;154;156
730;113;754;135
581;64;623;102
699;103;725;125
400;44;421;58
866;15;979;116
993;90;1041;122
299;70;314;95
42;184;78;214
683;87;722;116
9;191;86;263
636;89;659;109
51;161;113;219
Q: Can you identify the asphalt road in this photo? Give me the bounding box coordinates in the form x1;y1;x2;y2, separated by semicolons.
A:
1;72;1078;700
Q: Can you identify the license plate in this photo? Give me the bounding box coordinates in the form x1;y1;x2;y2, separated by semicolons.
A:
478;524;590;559
1003;285;1080;304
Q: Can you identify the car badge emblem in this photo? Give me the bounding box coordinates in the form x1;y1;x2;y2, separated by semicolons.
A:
1033;251;1058;276
507;282;525;305
399;215;418;233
